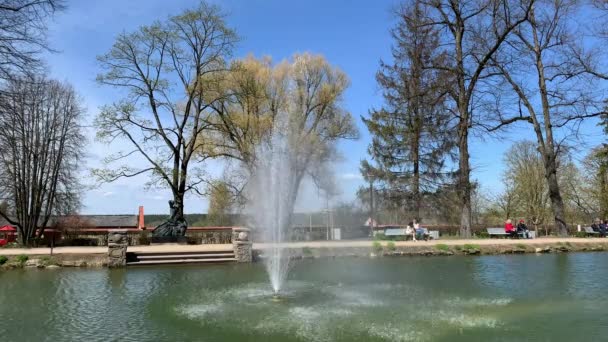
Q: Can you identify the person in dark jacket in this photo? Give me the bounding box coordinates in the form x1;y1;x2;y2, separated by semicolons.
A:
600;220;608;238
591;218;601;232
516;219;530;239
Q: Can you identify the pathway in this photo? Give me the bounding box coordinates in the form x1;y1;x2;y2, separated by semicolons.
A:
0;237;603;256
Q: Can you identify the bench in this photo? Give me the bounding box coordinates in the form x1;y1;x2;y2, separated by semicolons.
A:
487;227;509;237
383;227;432;240
583;226;600;236
487;227;533;239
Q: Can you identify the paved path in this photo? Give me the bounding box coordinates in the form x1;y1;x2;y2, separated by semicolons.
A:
0;237;604;256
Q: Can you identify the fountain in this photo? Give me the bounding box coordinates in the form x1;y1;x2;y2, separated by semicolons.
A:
247;112;297;295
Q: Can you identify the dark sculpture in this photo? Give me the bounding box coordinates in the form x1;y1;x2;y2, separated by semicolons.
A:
152;200;188;238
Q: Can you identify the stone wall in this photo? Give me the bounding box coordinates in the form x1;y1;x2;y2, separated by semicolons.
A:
107;231;128;267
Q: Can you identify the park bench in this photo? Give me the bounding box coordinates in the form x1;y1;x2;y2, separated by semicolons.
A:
486;227;534;239
487;227;509;237
583;226;600;236
384;227;433;240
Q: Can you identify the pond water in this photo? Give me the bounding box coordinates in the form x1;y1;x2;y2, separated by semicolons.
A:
1;253;607;341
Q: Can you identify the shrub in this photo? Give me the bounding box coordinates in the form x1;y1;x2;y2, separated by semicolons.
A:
372;241;383;253
386;241;396;252
302;247;313;256
16;254;29;264
374;232;386;241
464;244;480;250
475;231;490;239
0;255;7;265
574;231;588;238
435;244;450;252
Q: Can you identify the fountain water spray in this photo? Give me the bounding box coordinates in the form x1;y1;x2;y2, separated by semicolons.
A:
247;112;296;295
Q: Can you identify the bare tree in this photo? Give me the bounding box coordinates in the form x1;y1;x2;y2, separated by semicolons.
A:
0;77;83;246
418;0;532;237
0;0;64;80
94;2;238;233
487;0;606;235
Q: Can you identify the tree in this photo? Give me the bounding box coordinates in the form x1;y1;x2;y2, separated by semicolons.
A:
207;180;234;226
0;77;83;246
362;0;454;220
418;0;532;237
94;2;238;233
502;141;550;234
0;0;64;80
488;0;606;235
205;53;358;217
581;145;608;219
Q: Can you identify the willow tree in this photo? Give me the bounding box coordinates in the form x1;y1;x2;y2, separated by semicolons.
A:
581;146;608;219
204;53;358;214
94;2;238;228
417;0;532;237
362;0;454;220
502;141;550;234
0;78;83;246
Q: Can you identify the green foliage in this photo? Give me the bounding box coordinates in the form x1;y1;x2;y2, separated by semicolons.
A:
475;231;490;239
575;231;588;238
435;244;450;252
372;241;383;253
515;243;526;250
454;245;463;251
386;241;396;252
463;244;480;250
39;256;56;266
374;232;386;241
15;254;28;264
302;247;313;256
0;255;7;265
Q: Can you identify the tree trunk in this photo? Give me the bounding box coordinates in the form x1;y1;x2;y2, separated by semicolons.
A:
458;120;472;238
544;156;568;236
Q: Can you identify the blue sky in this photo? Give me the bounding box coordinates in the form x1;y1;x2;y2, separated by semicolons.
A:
43;0;605;215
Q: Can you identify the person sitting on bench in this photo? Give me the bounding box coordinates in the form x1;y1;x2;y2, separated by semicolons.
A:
600;220;607;238
591;218;601;232
517;219;530;239
505;219;517;238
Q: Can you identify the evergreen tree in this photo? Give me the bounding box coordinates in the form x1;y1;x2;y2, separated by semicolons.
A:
362;1;454;219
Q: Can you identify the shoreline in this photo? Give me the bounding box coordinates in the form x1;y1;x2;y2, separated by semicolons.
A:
1;238;608;269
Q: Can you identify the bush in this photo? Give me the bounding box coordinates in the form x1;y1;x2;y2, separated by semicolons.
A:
574;231;588;238
372;241;383;253
15;254;29;264
374;232;386;241
475;231;490;239
387;241;396;252
0;255;7;265
463;244;480;250
302;247;313;256
435;244;450;252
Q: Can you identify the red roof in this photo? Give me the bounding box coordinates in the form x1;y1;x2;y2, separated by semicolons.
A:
0;225;16;232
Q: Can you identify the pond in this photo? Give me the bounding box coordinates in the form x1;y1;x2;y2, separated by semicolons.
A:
0;253;607;341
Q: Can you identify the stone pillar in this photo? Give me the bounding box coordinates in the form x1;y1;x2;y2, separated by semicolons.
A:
232;227;252;263
107;230;128;268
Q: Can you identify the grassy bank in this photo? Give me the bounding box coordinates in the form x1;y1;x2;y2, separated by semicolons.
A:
0;254;107;270
282;241;608;260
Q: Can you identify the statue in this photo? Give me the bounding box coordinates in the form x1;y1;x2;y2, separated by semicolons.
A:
152;200;188;238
